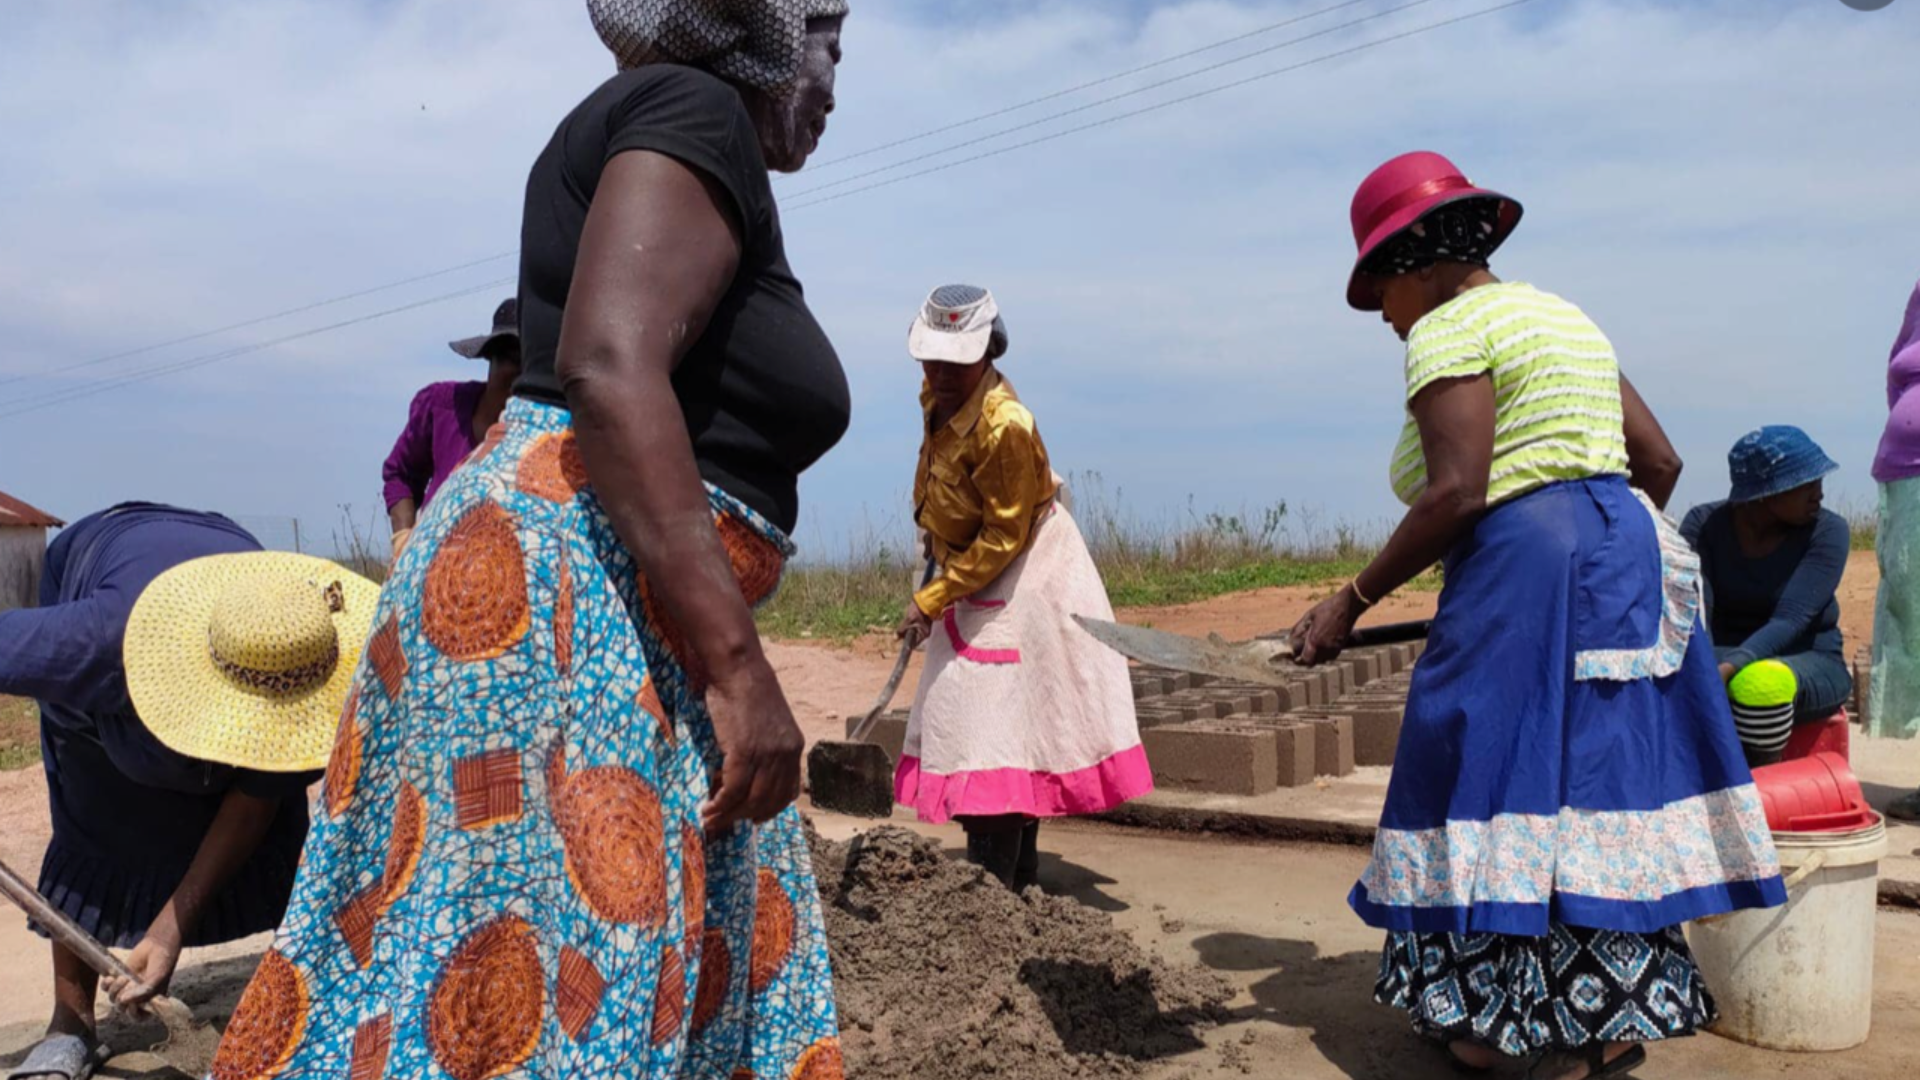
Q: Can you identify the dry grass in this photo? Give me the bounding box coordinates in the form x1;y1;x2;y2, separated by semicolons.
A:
1;696;39;772
757;475;1435;643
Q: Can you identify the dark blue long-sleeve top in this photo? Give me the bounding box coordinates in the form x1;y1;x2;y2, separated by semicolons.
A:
0;502;310;796
1680;501;1847;671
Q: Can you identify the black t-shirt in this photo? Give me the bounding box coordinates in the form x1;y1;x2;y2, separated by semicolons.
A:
514;65;850;534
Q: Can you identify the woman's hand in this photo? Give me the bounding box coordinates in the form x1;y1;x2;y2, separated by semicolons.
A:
1719;661;1737;684
1288;587;1366;666
897;602;933;650
700;656;805;835
390;527;414;562
104;930;182;1011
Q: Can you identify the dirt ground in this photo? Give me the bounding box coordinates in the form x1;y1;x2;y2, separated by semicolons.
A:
4;806;1917;1080
0;552;1899;1078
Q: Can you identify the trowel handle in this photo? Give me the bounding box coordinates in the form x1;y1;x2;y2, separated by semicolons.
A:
1345;620;1433;648
0;855;139;983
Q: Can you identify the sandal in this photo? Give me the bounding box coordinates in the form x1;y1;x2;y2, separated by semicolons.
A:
6;1033;105;1080
1525;1042;1647;1080
1885;788;1920;823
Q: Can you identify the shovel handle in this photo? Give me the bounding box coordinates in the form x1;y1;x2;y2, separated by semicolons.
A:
848;558;940;744
0;856;139;984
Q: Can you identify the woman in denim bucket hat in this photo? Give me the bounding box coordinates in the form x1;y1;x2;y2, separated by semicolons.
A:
1682;426;1849;766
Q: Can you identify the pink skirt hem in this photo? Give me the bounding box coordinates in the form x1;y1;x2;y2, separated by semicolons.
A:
894;745;1154;824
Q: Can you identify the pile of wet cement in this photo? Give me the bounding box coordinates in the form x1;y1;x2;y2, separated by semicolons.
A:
811;826;1233;1080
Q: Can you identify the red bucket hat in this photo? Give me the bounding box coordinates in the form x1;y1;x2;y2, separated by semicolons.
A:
1346;151;1521;311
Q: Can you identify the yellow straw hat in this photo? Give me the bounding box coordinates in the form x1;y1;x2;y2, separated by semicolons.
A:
124;552;380;772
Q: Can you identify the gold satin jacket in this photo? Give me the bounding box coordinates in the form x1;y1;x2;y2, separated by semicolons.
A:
912;370;1059;617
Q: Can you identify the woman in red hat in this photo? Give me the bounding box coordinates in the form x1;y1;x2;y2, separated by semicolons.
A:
1287;152;1785;1080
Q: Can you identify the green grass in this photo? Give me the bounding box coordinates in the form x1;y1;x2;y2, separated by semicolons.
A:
1;696;39;772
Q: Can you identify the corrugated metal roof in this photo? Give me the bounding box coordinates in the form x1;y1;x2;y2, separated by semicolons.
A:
0;490;64;528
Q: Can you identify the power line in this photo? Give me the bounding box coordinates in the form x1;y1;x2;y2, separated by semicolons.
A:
3;1;1434;385
2;0;1540;419
786;0;1538;212
787;0;1446;203
3;1;1442;392
0;277;514;420
0;250;515;389
793;0;1382;175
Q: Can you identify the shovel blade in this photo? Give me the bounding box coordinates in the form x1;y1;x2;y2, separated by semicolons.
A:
806;740;896;819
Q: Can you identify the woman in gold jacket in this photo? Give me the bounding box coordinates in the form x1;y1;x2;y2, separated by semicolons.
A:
893;285;1151;887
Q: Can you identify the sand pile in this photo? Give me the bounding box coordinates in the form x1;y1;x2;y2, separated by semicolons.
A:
811;826;1232;1080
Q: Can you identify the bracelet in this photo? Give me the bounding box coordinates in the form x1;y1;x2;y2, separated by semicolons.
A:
1348;578;1376;608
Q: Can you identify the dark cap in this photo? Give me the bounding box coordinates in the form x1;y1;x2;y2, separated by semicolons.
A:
449;297;519;360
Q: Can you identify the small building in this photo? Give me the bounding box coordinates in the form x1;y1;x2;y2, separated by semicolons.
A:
0;490;64;611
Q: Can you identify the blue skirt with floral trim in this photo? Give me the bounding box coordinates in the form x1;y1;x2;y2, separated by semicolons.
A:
1350;477;1786;935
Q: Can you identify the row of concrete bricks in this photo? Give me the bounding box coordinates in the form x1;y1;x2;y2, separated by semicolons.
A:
843;697;1408;800
1128;640;1424;706
1139;687;1417;796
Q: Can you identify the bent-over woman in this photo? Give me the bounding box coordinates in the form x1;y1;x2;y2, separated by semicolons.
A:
894;285;1150;888
1289;152;1784;1080
213;3;855;1078
1;504;372;1080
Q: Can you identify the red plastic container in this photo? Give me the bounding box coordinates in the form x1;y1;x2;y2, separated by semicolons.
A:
1781;705;1851;764
1750;751;1874;833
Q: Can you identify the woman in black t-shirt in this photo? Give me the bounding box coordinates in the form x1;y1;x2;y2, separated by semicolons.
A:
212;4;856;1078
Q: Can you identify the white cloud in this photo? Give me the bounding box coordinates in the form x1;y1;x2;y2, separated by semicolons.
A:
1;0;1914;557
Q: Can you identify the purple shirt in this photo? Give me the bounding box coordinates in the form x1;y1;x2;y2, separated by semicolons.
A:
382;380;485;510
1874;281;1920;483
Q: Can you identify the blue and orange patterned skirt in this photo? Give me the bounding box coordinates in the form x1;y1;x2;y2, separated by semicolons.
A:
210;399;842;1080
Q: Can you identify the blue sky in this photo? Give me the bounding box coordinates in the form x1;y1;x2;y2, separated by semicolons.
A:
1;0;1915;559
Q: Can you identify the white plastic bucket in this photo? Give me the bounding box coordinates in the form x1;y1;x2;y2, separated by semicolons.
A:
1687;818;1887;1052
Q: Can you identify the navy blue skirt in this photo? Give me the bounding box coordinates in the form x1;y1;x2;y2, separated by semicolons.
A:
1349;478;1787;936
36;707;312;949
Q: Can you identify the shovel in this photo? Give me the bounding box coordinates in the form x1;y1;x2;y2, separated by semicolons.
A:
807;559;938;818
0;855;222;1077
1073;615;1432;686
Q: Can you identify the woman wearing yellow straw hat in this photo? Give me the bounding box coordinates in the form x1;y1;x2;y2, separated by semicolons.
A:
0;503;374;1080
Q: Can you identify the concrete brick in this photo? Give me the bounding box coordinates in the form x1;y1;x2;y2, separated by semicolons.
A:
1206;690;1256;718
1131;674;1169;701
1317;667;1347;702
1141;722;1279;795
1268;722;1316;787
1347;701;1404;766
1297;713;1355;777
1349;652;1381;686
843;711;908;764
1294;677;1323;709
1267;682;1299;713
1388;643;1414;674
1132;705;1186;730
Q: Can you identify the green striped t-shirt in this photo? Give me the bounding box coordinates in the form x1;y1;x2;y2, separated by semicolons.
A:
1390;282;1628;507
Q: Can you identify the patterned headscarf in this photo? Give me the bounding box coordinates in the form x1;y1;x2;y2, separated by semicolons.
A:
1358;197;1507;279
587;0;850;96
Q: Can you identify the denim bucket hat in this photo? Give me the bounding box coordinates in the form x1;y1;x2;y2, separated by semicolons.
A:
1728;425;1839;504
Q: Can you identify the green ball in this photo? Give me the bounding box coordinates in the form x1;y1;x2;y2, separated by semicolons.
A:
1729;659;1798;709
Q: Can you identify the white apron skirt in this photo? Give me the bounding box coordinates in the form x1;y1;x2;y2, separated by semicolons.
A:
894;502;1150;823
